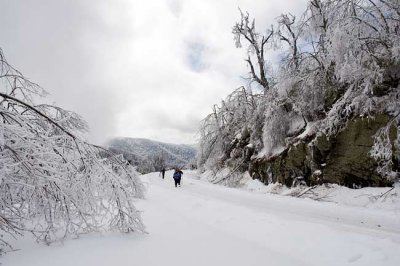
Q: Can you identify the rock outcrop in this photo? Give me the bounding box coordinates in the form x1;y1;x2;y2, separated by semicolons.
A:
250;114;398;187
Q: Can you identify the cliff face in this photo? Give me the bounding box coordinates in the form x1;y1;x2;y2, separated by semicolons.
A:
250;114;398;188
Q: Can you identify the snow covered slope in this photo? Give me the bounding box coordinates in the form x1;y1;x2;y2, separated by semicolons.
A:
107;137;197;172
3;171;400;266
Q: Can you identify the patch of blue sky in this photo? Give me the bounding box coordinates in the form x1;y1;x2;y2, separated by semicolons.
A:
185;41;208;72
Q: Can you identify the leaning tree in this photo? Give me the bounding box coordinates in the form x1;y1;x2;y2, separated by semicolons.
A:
0;48;145;254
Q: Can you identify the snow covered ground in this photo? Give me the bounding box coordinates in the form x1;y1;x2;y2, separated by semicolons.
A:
3;170;400;266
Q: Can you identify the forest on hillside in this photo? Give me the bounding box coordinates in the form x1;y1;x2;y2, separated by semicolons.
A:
108;137;197;173
197;0;400;188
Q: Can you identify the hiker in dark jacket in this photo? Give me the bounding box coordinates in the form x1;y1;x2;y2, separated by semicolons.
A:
172;168;183;187
160;168;166;179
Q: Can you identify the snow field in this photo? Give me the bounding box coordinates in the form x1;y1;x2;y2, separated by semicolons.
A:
3;170;400;266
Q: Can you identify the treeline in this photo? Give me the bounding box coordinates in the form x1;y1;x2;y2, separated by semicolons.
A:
108;137;197;173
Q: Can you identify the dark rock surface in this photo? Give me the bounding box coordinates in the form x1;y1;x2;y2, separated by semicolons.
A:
250;114;397;188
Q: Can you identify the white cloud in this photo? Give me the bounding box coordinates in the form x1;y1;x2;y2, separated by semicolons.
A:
0;0;308;145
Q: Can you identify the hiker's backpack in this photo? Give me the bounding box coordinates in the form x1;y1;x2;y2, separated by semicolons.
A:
173;171;182;179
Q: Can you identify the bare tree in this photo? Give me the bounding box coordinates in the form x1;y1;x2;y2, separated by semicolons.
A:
276;13;301;70
233;10;274;93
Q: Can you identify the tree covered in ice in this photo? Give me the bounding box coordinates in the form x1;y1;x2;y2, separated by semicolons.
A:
197;87;268;185
0;48;145;254
198;0;400;185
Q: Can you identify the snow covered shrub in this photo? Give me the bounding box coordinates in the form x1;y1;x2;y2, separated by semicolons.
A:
370;126;395;179
370;114;400;181
0;49;145;253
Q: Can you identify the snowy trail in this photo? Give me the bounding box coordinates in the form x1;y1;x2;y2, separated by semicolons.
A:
3;171;400;266
173;172;400;236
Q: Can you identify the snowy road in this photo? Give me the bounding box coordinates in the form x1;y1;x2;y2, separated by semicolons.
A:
3;171;400;266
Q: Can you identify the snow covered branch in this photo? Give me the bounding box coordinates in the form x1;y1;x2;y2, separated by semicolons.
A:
0;48;145;254
233;10;273;92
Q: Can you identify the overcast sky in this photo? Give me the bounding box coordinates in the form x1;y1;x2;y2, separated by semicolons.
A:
0;0;307;145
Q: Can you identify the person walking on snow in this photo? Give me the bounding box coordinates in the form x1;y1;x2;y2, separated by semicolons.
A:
160;168;165;179
173;168;183;187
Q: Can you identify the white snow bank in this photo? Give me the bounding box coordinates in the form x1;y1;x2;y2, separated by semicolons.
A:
241;179;400;212
199;169;400;212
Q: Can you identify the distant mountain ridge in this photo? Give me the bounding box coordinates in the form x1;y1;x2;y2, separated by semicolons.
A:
107;137;197;173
